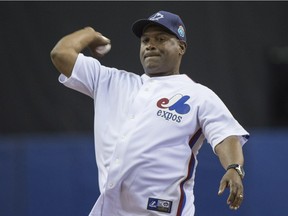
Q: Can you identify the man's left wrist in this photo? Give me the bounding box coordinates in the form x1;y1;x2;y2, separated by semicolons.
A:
226;164;245;179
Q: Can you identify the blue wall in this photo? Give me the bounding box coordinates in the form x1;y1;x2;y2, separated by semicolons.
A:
195;128;288;216
1;129;288;216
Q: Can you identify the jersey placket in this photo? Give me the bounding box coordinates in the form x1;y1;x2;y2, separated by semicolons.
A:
101;79;156;215
105;80;154;184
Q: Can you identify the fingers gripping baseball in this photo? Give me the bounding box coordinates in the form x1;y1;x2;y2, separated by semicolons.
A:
95;43;111;55
91;36;111;57
218;170;244;210
87;29;111;57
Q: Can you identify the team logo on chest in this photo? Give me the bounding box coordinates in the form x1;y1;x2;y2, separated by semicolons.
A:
156;94;191;123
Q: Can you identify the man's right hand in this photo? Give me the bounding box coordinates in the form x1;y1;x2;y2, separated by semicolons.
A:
50;27;110;77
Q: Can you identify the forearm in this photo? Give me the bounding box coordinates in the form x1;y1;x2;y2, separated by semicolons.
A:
50;27;106;77
215;135;244;170
216;135;245;210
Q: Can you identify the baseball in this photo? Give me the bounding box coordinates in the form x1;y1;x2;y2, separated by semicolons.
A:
96;44;111;55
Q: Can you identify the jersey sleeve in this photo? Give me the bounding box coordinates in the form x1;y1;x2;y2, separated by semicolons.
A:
58;53;142;105
58;53;104;98
197;87;249;152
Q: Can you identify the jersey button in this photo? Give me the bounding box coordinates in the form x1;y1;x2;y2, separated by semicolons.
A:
108;182;114;188
115;158;120;164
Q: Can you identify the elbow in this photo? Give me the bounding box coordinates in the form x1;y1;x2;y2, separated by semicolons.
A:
50;48;57;62
50;46;74;77
50;47;59;67
50;47;62;66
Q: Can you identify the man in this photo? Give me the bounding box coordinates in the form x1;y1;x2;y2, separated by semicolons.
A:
51;10;249;216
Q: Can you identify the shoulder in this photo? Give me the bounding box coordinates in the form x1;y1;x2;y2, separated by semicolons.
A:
78;53;141;79
179;74;215;95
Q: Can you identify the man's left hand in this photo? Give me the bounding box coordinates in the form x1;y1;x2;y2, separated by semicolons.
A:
218;169;244;210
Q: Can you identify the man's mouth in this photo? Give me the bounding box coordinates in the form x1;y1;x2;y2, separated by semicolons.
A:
144;53;160;59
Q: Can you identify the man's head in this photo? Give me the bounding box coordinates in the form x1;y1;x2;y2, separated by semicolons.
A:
132;11;187;77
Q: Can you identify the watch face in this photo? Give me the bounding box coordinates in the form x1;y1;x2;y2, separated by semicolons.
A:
236;165;245;178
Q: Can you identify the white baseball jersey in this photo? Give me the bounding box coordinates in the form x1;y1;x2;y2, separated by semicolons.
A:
59;53;249;216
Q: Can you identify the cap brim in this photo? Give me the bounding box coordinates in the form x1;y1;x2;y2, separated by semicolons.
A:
132;19;174;38
132;19;156;38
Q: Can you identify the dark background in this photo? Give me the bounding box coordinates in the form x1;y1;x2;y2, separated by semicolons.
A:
1;2;288;216
1;1;288;134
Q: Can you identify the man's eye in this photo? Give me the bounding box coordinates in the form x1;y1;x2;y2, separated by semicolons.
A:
142;38;149;43
157;37;166;42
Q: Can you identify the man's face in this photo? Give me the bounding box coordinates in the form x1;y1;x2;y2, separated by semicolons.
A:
140;25;186;77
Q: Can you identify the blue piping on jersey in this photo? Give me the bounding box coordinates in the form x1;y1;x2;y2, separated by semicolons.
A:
177;128;202;216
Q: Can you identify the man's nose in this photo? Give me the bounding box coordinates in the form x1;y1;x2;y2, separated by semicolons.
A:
146;41;156;50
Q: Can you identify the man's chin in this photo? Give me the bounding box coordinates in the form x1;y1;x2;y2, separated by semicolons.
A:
145;70;165;77
143;65;170;77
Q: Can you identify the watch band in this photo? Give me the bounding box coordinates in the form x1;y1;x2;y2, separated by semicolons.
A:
226;164;245;179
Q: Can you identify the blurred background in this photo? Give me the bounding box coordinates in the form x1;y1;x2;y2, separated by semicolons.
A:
1;1;288;215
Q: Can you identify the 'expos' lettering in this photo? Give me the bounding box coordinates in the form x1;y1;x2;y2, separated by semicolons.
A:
156;110;182;123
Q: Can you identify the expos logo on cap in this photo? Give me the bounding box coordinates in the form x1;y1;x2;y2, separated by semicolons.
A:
132;10;187;43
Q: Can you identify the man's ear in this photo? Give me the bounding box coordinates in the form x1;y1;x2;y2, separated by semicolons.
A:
178;41;187;55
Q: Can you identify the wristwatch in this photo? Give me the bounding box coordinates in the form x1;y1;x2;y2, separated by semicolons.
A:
226;164;245;179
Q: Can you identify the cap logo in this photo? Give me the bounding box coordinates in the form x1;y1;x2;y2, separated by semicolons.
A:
178;25;185;38
149;12;164;21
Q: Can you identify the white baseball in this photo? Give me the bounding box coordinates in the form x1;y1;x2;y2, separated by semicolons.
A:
95;44;111;55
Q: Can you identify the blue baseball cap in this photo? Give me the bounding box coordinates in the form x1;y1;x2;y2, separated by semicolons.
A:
132;10;187;43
